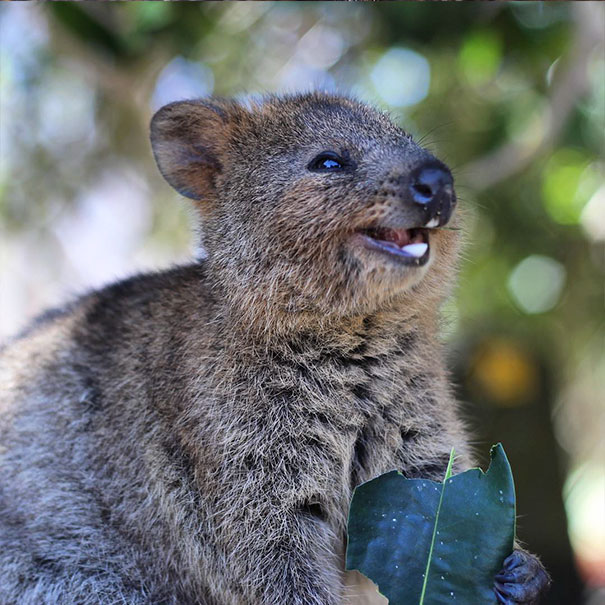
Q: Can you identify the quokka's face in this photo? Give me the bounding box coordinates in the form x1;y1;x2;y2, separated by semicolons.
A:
151;94;462;319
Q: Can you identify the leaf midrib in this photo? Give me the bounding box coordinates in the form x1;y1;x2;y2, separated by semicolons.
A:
418;448;455;605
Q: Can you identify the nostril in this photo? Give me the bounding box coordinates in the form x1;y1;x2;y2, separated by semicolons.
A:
410;166;453;206
412;182;433;201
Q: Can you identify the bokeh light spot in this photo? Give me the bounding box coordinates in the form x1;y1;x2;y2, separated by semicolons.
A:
129;1;173;30
512;2;569;30
298;24;344;70
371;48;430;107
564;463;605;586
580;185;605;242
458;30;502;87
38;67;97;151
468;339;539;406
508;255;566;314
541;148;594;225
152;57;214;110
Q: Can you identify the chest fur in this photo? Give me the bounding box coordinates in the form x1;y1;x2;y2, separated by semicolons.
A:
214;331;444;491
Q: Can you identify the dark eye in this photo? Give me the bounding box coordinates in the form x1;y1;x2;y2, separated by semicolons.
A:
308;151;346;173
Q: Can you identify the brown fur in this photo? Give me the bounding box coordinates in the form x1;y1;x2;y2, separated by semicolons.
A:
0;93;547;604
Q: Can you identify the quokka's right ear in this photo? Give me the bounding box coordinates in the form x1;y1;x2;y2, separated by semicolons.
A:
150;99;241;201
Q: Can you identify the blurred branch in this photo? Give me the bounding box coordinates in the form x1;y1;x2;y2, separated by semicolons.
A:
49;3;128;60
47;5;168;132
463;2;604;191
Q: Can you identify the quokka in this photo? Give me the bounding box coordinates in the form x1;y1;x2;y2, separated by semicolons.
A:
0;93;550;604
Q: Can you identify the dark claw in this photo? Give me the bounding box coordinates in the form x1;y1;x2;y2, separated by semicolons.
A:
494;587;510;604
495;564;534;584
493;549;551;604
504;550;524;570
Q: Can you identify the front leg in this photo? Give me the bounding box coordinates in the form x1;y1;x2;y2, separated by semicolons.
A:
494;548;551;604
209;489;344;605
200;429;347;605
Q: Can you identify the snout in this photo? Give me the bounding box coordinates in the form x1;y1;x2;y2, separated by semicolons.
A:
349;154;458;268
408;163;456;228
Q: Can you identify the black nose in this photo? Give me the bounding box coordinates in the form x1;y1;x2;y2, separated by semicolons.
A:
409;165;455;227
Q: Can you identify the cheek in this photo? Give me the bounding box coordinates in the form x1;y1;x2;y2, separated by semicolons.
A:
267;184;344;250
431;230;461;261
354;201;391;228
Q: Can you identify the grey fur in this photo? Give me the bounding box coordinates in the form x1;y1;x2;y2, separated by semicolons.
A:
0;94;548;604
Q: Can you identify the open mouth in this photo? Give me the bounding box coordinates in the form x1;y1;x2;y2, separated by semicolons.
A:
358;226;430;266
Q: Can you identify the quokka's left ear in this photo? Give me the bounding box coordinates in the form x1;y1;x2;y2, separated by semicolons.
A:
150;98;244;201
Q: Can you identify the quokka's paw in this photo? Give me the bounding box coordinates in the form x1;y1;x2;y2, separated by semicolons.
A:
493;549;551;604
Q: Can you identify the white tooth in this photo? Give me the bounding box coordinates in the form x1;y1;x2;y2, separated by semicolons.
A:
425;217;439;228
402;242;428;258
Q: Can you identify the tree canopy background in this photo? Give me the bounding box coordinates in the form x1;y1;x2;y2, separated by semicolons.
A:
0;3;603;603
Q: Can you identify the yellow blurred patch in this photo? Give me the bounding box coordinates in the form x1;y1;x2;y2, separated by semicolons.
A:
468;339;539;406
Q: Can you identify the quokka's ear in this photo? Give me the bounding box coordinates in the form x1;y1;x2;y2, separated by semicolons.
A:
150;99;241;201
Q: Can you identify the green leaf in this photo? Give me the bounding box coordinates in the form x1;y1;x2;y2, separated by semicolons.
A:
346;444;515;604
